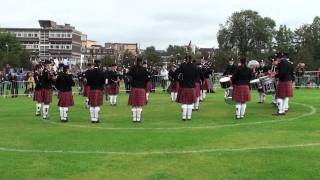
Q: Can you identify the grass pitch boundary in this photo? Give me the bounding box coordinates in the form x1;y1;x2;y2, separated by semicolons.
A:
46;102;316;131
0;143;320;155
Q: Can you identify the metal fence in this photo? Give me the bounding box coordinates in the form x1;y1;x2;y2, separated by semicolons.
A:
1;71;319;98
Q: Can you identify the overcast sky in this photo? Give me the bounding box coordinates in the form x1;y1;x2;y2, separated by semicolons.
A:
1;0;319;49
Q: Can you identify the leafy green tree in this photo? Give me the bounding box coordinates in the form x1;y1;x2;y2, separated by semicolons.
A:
121;50;135;67
143;46;161;65
0;32;31;69
217;10;276;58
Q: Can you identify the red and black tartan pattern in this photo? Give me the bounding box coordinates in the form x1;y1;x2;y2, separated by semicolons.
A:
276;81;293;98
33;89;43;103
58;91;74;107
168;81;180;93
89;90;104;107
232;85;251;103
176;88;197;104
194;82;201;97
202;79;210;91
128;88;147;106
107;84;120;95
146;81;152;93
83;85;90;97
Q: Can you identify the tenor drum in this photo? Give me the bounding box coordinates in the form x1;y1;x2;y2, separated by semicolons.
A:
250;79;261;90
219;77;232;89
261;78;276;95
224;87;234;105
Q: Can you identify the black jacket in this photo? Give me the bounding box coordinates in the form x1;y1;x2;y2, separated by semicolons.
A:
223;64;237;76
40;69;54;89
176;62;197;88
128;65;149;88
86;68;106;90
56;73;75;92
232;66;253;85
276;60;294;81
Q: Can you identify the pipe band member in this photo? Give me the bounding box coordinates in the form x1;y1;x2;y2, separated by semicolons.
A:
231;57;253;120
128;57;149;123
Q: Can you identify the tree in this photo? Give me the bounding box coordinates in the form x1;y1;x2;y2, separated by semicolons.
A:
293;16;320;69
100;55;116;67
0;32;31;69
143;46;161;65
275;25;295;53
120;50;135;67
217;10;276;58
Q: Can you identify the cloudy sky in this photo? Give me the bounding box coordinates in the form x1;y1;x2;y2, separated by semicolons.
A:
1;0;319;49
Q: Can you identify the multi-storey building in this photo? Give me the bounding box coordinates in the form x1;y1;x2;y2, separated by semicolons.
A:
105;42;139;56
1;20;83;65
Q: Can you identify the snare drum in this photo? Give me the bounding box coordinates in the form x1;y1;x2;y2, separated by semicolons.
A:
224;87;235;105
219;77;232;89
250;79;261;90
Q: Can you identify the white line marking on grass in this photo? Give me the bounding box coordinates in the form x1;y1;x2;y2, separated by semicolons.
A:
46;102;317;131
0;142;320;155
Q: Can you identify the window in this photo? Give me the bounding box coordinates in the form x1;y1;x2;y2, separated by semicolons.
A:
66;45;70;49
61;34;65;38
34;34;38;37
28;33;32;37
55;45;59;49
67;34;71;38
17;33;22;37
50;45;54;49
57;34;60;38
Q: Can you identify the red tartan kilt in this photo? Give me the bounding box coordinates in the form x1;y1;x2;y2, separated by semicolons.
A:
276;81;293;98
195;82;201;97
177;88;197;104
202;79;210;91
128;88;147;106
33;89;43;103
42;89;52;104
83;85;90;97
89;90;104;107
108;84;119;95
232;85;251;103
58;91;74;107
168;81;180;93
146;81;152;92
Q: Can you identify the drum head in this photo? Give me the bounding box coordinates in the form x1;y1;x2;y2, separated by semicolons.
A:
250;79;260;84
220;77;231;83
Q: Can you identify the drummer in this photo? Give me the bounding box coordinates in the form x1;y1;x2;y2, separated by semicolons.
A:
257;60;269;103
231;57;253;120
223;58;237;77
273;54;294;116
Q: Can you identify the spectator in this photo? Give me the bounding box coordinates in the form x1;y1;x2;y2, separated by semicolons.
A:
317;67;320;88
0;72;4;96
123;68;131;93
295;63;305;89
26;72;35;97
10;73;18;98
150;66;158;93
160;65;169;92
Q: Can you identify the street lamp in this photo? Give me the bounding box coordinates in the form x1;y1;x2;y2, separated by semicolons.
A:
5;43;8;55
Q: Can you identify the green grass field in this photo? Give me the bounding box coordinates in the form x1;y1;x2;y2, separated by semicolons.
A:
0;89;320;179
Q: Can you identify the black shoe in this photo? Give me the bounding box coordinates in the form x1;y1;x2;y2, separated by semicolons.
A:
272;112;285;116
91;121;96;124
182;119;186;121
35;113;41;117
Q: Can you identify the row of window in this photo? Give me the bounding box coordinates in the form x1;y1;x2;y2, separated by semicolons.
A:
22;44;72;50
15;32;38;38
49;33;72;38
13;32;72;39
